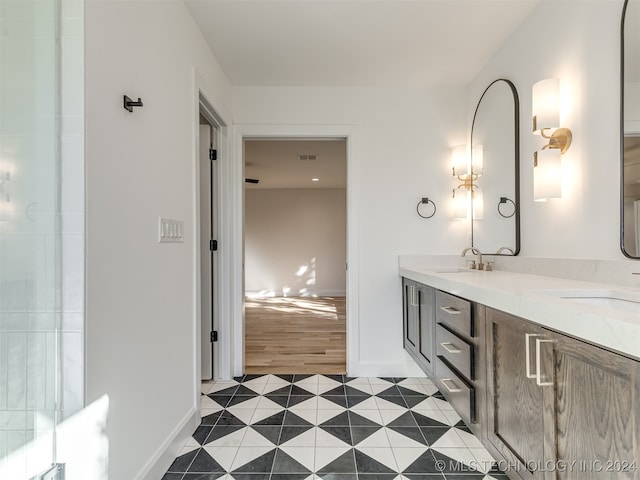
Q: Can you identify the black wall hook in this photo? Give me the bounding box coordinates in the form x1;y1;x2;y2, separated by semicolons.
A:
124;95;144;112
416;197;437;219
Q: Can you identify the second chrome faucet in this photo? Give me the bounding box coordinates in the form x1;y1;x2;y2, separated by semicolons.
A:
461;247;485;270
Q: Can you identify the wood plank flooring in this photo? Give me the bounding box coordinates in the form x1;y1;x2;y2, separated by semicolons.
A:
244;296;346;374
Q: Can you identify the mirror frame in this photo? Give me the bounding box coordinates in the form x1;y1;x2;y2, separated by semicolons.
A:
470;78;521;255
621;0;640;259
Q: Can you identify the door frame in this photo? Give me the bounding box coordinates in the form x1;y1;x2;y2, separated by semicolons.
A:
231;124;358;377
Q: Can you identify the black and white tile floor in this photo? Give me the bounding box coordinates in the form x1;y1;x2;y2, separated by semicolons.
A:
162;374;508;480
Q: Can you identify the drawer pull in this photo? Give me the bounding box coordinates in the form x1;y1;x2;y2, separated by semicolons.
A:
535;338;554;387
440;342;461;354
441;378;462;393
440;306;461;315
525;333;541;379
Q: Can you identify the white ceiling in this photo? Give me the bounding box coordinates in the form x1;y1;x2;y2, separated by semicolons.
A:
184;0;541;88
244;139;347;189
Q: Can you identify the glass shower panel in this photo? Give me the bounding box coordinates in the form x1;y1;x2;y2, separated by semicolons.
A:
0;0;61;478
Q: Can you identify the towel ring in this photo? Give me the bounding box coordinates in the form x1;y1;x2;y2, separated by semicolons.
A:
497;197;516;218
416;198;437;219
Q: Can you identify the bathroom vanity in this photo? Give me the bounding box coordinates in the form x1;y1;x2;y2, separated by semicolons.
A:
400;260;640;480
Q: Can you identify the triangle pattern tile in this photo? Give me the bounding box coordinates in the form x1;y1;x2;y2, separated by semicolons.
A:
354;428;391;448
223;407;254;426
205;425;247;447
288;405;318;425
234;385;261;396
230;446;276;473
456;428;486;449
322;385;346;396
391;447;431;472
167;448;199;472
272;449;314;474
248;425;282;446
428;449;479;474
208;394;233;409
375;397;407;411
290;385;315;396
283;411;314;427
263;383;292;395
386;412;418;428
253;410;286;426
354;448;399;474
411;410;450;428
274;374;295;382
351;426;382;446
227;395;261;410
385;427;427;448
277;446;316;472
442;410;462;426
315;426;352;449
316;396;347;411
316;409;345;425
201;395;224;411
343;379;374;394
280;426;316;447
241;426;279;447
346;395;371;408
320;374;345;384
348;396;379;411
348;410;382;427
315;448;355;473
203;446;240;472
379;409;409;426
216;411;247;427
191;425;213;445
265;394;290;408
402;396;430;409
200;411;223;426
319;411;350;427
375;395;407;409
290;396;318;410
316;380;344;394
401;449;442;474
289;395;316;408
321;395;348;409
187;448;226;473
318;425;352;445
241;378;268;394
419;427;453;446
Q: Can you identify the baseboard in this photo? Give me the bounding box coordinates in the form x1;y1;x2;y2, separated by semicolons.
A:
348;356;426;378
245;290;346;297
137;406;198;480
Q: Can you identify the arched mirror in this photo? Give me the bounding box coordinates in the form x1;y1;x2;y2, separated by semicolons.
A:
622;0;640;258
470;79;521;255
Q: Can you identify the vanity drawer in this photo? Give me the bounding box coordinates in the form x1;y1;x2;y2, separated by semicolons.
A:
436;357;475;425
436;324;473;380
436;290;472;336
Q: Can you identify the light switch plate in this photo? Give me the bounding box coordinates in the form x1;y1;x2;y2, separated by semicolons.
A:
159;217;184;243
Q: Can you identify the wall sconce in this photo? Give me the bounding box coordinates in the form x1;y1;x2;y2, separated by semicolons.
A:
0;171;10;203
451;145;483;219
532;79;572;202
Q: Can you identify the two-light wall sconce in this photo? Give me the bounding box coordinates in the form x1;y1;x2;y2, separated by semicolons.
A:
451;144;483;219
532;79;572;202
0;169;11;222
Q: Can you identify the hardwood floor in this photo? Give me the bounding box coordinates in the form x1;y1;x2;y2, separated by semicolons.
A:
244;296;346;374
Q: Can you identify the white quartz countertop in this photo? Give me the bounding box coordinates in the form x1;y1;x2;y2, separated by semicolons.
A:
399;263;640;361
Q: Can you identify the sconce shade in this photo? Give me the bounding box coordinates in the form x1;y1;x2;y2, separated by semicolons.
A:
472;187;484;220
533;149;562;202
451;145;469;177
472;144;484;176
532;79;560;133
452;188;470;219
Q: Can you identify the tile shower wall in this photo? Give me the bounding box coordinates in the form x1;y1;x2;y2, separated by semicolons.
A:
0;0;84;478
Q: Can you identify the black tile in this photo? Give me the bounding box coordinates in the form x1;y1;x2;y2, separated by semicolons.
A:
187;449;225;473
161;474;183;480
279;425;314;444
378;377;396;384
354;450;398;474
211;385;239;396
442;474;486;480
290;385;314;396
419;427;451;445
255;411;287;426
230;475;271;480
274;374;295;383
431;391;446;401
323;374;345;383
401;475;445;480
266;395;290;408
375;395;408;408
357;475;397;480
233;375;246;382
243;374;267;382
387;412;418;428
392;378;407;383
204;424;245;445
182;473;227;479
377;386;402;396
321;395;348;408
320;411;350;427
167;448;198;472
272;449;312;474
319;425;352;444
402;450;443;474
323;385;347;396
207;394;233;408
351;426;381;445
344;385;370;397
398;386;429;397
232;449;277;473
200;411;222;426
282;411;313;426
272;474;313;480
317;450;357;474
412;412;448;428
215;411;247;427
348;411;381;427
403;395;429;409
287;395;314;407
430;450;480;474
227;395;259;407
386;426;428;446
235;385;261;396
268;386;293;397
249;425;282;445
192;425;213;445
293;374;314;382
453;420;472;433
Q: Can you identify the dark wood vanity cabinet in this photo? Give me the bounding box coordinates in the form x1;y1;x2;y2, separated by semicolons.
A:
402;278;435;375
486;307;640;480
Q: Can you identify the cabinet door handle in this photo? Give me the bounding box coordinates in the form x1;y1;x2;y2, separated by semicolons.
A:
535;338;554;387
440;306;461;315
525;333;540;379
411;286;417;306
441;378;462;393
440;342;461;354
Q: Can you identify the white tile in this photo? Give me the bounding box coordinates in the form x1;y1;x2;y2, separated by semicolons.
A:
317;376;342;386
229;396;261;411
412;408;451;426
315;409;343;425
370;383;396;395
281;427;316;447
253;396;282;410
230;445;274;470
206;381;239;394
295;383;320;394
317;382;343;394
288;406;318;425
431;397;455;412
429;429;465;449
179;444;200;456
355;446;399;472
314;446;352;471
410;398;445;412
316;397;346;410
391;447;430;472
431;446;477;470
395;383;430;395
349;397;378;410
200;395;223;411
279;446;315;471
349;407;383;425
250;408;282;425
204;445;240;471
470;447;497;473
316;428;351;449
226;408;255;425
378;409;407;425
345;382;374;395
442;410;462;426
242;427;279;447
368;378;394;385
374;397;406;411
201;408;222;419
354;428;390;448
385;428;425;448
242;378;268;394
456;429;485;449
292;397;318;409
208;427;247;447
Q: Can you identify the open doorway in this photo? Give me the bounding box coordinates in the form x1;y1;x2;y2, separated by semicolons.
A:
243;139;347;374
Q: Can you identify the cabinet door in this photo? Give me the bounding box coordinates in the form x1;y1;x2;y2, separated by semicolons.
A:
417;284;435;373
402;279;419;354
539;330;640;480
486;308;545;480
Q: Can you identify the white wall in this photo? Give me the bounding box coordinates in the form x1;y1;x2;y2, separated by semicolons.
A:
233;86;467;376
467;0;626;261
84;1;232;479
245;188;347;296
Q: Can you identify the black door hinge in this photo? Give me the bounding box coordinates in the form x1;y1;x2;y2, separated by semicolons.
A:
210;240;218;251
210;331;218;342
209;148;217;161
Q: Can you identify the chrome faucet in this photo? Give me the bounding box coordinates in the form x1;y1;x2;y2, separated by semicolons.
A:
461;247;484;270
496;246;515;255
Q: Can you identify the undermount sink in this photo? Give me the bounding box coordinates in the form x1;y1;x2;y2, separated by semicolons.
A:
534;289;640;314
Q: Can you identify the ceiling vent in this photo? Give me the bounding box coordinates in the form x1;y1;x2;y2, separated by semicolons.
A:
297;154;317;161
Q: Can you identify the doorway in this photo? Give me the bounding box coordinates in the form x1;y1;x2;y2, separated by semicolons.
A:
243;139;347;374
